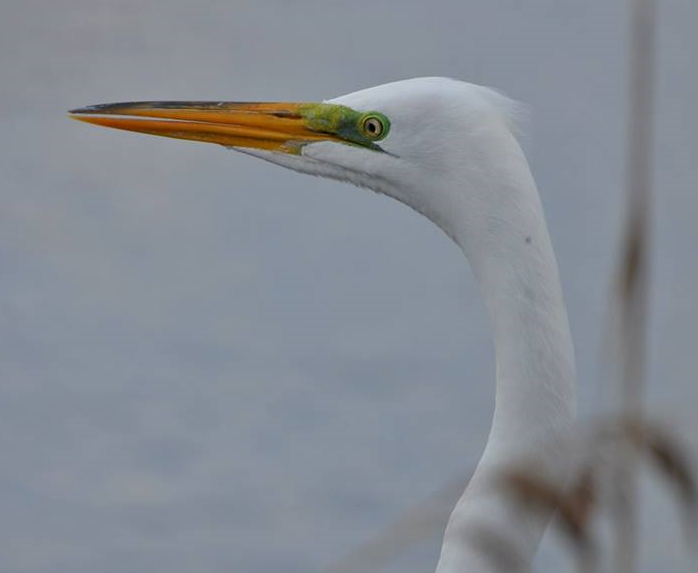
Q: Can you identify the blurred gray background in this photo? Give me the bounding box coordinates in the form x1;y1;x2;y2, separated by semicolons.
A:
1;1;696;572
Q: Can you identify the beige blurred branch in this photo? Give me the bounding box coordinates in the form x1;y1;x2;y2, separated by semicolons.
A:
614;0;657;571
322;472;470;573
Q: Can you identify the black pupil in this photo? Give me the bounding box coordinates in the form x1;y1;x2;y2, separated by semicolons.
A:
367;120;378;133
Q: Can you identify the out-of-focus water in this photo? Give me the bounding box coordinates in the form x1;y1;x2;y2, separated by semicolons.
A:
1;1;696;572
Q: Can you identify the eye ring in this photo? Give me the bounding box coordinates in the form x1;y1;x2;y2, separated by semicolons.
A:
361;114;386;139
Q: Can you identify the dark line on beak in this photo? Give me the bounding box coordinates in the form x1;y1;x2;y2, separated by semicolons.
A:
69;101;302;118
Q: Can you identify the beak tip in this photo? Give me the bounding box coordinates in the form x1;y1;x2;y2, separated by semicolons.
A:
68;112;90;123
69;105;101;115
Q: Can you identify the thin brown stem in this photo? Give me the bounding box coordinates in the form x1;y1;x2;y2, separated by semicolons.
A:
615;1;657;570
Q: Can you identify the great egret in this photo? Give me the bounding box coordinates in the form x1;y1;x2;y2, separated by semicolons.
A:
71;77;576;573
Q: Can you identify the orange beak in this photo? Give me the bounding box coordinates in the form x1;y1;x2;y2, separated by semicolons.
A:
69;101;340;154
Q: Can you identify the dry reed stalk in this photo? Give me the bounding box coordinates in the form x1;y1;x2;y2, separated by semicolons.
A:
614;0;658;570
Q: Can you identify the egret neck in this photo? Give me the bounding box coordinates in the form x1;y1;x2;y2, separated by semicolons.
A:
431;123;577;572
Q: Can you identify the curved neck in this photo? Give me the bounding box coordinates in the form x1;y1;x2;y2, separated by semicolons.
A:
432;132;576;572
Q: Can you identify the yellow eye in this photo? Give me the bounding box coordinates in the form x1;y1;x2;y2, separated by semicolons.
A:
361;115;385;139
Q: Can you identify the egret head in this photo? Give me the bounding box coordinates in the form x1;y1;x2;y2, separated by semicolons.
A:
70;77;522;241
